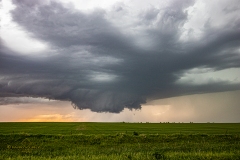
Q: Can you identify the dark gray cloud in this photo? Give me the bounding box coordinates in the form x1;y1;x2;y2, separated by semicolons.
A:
0;97;51;105
0;0;240;112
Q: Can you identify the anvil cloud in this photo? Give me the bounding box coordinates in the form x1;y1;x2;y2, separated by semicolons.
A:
0;0;240;112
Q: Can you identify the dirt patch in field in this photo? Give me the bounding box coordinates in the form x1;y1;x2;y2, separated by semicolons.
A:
76;125;86;130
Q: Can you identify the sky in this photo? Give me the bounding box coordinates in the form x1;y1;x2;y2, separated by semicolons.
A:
0;0;240;122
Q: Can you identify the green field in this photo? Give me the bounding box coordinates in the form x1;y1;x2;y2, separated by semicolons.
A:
0;123;240;159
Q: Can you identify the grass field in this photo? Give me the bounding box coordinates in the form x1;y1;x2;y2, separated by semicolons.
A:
0;122;240;159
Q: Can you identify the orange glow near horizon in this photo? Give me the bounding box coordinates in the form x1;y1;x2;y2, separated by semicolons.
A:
0;90;240;123
18;114;75;122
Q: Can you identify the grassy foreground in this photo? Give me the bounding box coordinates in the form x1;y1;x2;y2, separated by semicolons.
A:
0;123;240;160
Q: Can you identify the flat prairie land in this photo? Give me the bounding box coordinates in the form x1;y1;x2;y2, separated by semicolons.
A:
0;123;239;160
0;122;239;135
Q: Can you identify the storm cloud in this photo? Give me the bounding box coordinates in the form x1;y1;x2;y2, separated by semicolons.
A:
0;0;240;112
